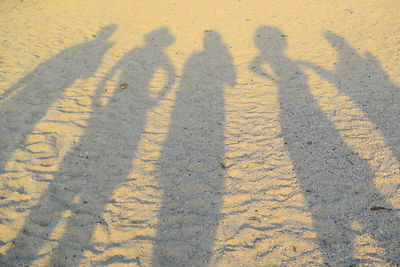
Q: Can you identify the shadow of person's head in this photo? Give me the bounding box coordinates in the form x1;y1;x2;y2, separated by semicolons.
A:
324;31;345;46
203;30;223;50
255;26;287;55
96;24;118;40
324;31;348;49
144;27;175;49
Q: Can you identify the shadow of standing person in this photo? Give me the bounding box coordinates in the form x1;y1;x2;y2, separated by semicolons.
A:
301;31;400;163
0;24;117;172
250;26;400;265
2;27;176;266
152;31;236;266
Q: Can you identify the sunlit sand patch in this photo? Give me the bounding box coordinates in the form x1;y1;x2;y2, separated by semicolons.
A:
85;68;178;266
212;65;322;266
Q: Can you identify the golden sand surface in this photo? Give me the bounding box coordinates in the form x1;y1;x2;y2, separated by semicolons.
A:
0;0;399;266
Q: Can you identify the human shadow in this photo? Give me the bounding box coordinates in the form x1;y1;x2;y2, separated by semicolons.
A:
0;24;117;172
152;31;236;266
2;27;176;266
250;26;400;265
300;31;400;163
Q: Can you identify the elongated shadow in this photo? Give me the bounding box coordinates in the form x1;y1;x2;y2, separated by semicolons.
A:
2;27;176;266
303;32;400;163
250;26;400;265
0;25;116;172
152;31;236;266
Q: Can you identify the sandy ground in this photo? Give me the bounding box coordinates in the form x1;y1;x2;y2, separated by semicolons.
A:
0;0;400;266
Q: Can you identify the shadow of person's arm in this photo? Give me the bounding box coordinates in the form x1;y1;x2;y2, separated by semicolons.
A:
225;63;237;87
217;52;236;87
94;59;123;105
156;59;176;101
249;57;274;80
296;60;335;82
0;69;37;103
